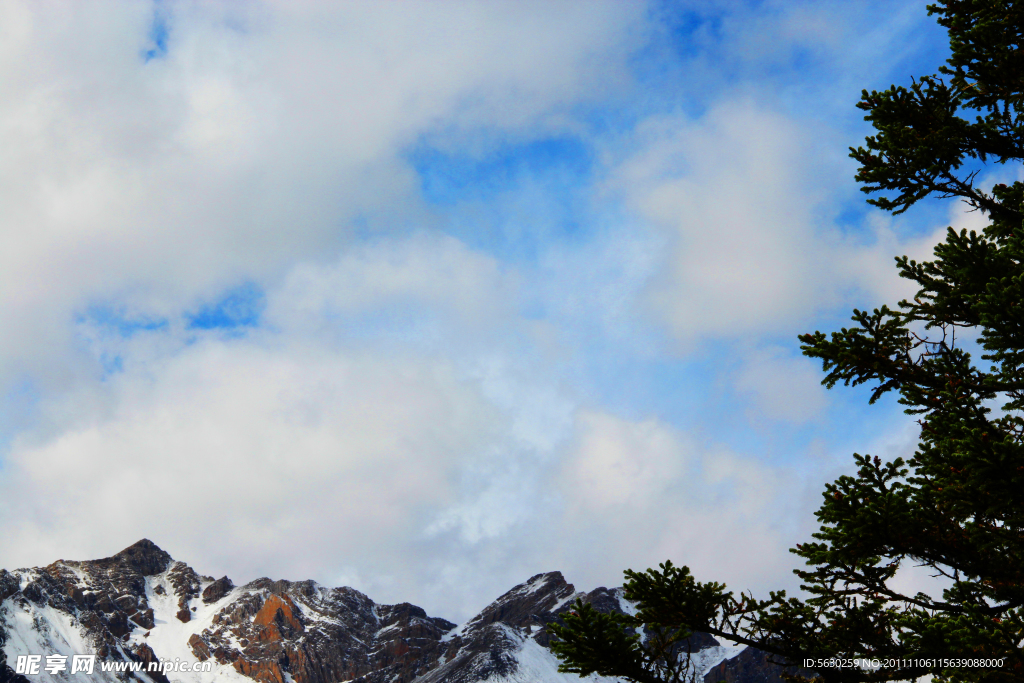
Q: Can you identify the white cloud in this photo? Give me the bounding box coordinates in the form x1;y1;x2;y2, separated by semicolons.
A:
609;100;841;346
0;0;645;390
266;232;517;337
563;411;685;509
605;95;996;352
734;346;829;423
0;333;507;583
0;294;806;619
553;411;804;599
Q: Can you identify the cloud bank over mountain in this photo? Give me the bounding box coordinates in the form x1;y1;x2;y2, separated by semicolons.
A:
0;0;962;620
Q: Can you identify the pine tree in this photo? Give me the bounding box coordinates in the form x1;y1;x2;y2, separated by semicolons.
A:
551;2;1024;682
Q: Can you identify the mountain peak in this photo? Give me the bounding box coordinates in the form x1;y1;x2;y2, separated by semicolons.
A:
95;538;173;576
0;545;759;683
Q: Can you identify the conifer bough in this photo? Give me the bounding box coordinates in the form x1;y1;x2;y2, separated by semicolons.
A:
551;2;1024;682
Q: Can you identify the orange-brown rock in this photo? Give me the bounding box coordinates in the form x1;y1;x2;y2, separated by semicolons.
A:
254;593;304;634
234;657;286;683
133;643;171;683
188;633;211;661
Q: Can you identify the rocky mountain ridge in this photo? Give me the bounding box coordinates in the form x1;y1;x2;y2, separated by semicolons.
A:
1;540;787;683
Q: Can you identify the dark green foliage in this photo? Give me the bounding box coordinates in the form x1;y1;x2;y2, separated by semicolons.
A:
550;577;717;683
851;0;1024;221
552;3;1023;683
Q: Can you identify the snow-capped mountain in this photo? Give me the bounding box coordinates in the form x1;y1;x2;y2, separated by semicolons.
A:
1;540;776;683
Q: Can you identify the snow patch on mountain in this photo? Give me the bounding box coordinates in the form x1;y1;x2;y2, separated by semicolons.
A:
691;642;747;680
479;625;623;683
132;570;251;683
614;588;637;618
1;591;120;683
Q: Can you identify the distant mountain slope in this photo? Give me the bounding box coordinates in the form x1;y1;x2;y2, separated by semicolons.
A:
0;540;765;683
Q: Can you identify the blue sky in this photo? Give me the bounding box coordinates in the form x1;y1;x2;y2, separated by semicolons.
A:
0;0;977;621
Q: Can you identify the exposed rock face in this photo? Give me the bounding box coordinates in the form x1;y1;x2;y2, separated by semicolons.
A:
0;540;768;683
132;643;171;683
89;539;172;577
201;576;234;604
0;573;29;683
415;571;580;683
1;540;173;669
705;647;810;683
0;659;29;683
185;577;455;683
167;560;203;623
